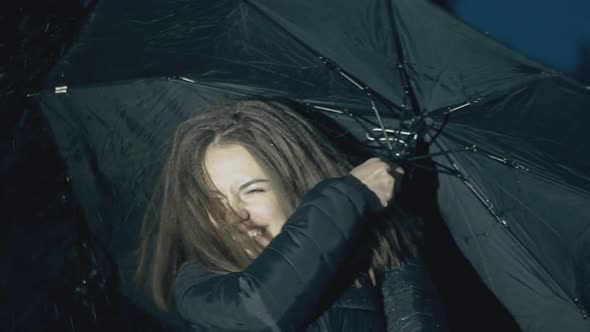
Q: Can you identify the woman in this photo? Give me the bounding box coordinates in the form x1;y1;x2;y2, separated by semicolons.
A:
137;100;445;331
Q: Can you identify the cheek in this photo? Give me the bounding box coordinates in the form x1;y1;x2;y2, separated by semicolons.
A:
250;196;288;224
268;193;289;220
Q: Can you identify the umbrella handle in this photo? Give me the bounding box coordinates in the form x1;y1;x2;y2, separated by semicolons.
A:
386;161;404;195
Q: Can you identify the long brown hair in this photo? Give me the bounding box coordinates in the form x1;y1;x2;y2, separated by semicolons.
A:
137;100;421;310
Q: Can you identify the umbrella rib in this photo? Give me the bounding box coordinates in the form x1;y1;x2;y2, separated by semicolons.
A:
431;140;509;228
330;69;396;154
421;97;476;119
243;0;418;158
406;101;473;149
307;103;424;159
425;112;450;147
406;146;476;162
308;102;426;160
307;103;381;129
243;0;405;114
350;107;403;155
430;160;463;176
329;61;407;154
386;0;423;118
431;145;586;312
430;139;498;284
433;131;589;194
369;98;394;152
413;135;589;196
404;160;461;176
333;67;419;157
318;57;408;117
424;127;532;171
306;103;390;153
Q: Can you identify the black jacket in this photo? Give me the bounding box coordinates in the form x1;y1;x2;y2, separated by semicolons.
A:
173;175;447;331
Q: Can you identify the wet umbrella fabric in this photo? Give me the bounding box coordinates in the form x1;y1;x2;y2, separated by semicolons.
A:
36;0;590;330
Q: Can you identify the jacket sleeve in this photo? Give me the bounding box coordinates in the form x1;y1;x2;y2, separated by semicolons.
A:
381;257;449;332
173;175;382;331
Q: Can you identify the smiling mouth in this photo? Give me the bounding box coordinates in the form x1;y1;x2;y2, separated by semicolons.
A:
247;228;263;238
246;226;271;247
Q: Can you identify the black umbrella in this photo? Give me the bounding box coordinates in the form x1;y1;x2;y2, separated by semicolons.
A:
34;0;590;330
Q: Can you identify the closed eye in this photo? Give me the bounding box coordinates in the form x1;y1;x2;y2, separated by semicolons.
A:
246;189;265;194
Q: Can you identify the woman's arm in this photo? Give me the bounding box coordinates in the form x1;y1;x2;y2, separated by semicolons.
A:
173;175;382;331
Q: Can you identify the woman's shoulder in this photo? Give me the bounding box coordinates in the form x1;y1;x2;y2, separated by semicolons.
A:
175;257;207;280
173;257;222;298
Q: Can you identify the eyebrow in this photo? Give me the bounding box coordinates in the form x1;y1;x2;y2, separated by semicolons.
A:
239;179;269;191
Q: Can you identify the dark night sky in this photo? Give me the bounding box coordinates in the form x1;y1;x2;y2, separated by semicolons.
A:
452;0;590;78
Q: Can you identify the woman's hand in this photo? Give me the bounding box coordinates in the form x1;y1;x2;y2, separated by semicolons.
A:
349;158;404;207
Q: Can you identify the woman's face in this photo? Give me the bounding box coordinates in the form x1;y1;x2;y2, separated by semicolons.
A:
204;144;289;247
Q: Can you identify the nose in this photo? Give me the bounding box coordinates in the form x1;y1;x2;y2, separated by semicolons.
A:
227;197;250;222
234;206;250;221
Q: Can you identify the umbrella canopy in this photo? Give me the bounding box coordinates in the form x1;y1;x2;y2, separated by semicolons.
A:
36;0;590;330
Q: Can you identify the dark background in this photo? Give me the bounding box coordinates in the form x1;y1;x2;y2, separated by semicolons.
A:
1;1;588;331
